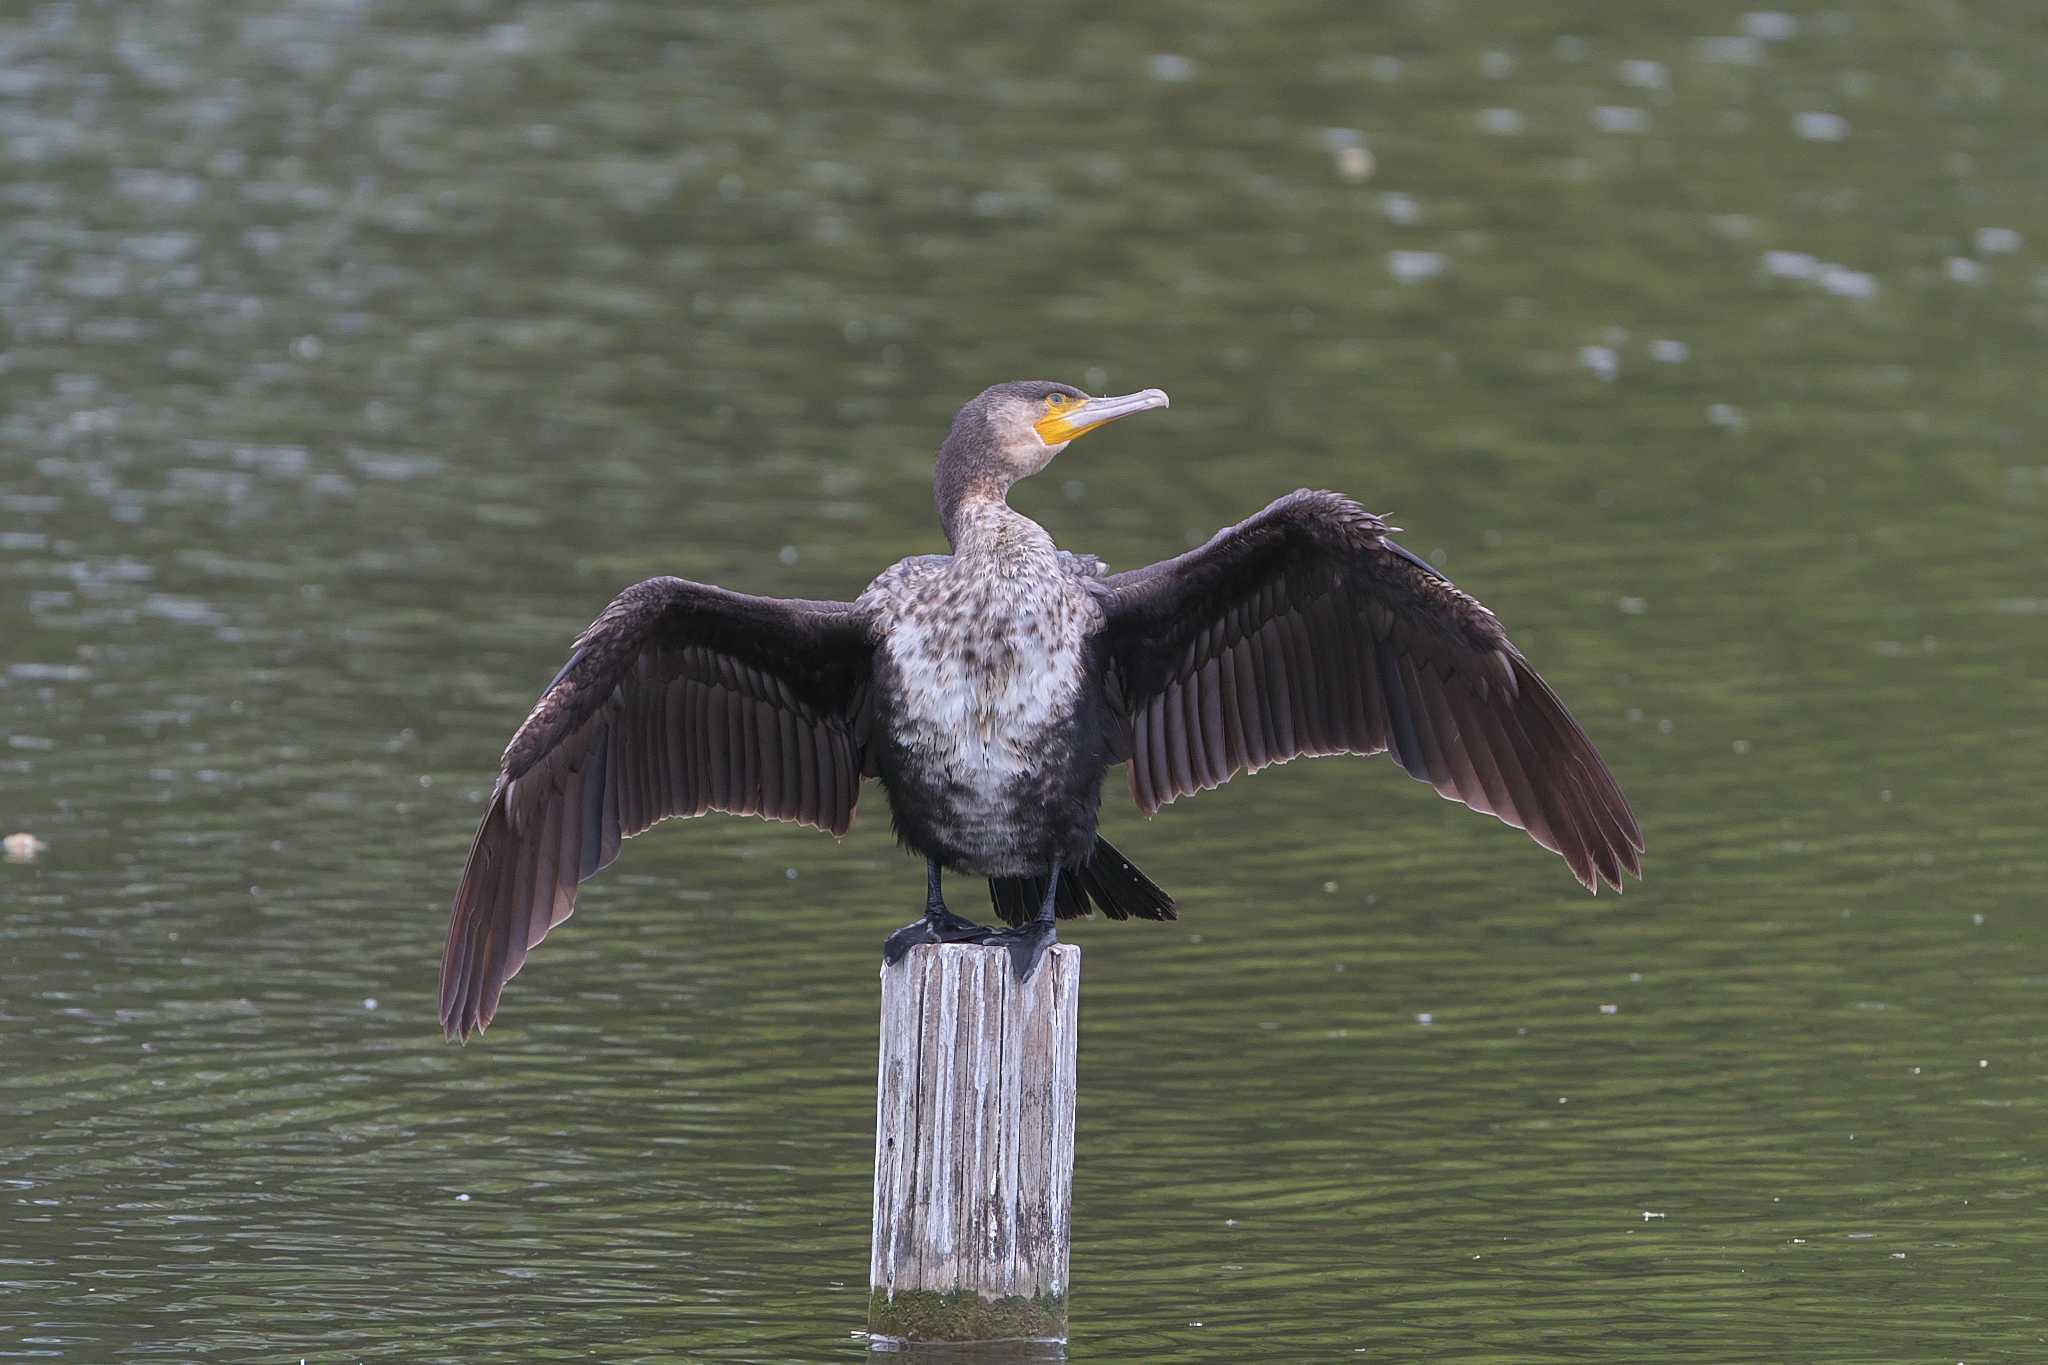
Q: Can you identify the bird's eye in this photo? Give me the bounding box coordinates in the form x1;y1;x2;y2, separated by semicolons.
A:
1046;393;1067;407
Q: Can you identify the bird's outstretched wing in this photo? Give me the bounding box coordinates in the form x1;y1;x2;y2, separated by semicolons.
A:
1095;490;1642;891
441;577;874;1039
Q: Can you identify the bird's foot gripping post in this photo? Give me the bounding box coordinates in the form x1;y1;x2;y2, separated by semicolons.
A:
870;942;1080;1347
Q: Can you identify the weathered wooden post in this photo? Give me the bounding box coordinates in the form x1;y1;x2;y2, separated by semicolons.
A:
869;942;1080;1345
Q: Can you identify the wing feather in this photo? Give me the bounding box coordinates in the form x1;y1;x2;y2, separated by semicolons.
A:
441;578;873;1039
1098;489;1642;892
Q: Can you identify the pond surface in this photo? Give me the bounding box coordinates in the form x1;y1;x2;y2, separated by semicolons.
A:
4;2;2046;1360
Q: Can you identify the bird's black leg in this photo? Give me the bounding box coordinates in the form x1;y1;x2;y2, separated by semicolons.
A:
983;868;1061;982
882;860;992;964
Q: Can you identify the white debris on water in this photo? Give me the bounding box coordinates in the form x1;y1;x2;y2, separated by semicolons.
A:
1415;1012;1434;1025
1321;128;1373;181
1649;338;1690;363
1600;1004;1619;1014
1946;257;1984;285
1477;108;1525;136
1579;345;1620;381
1642;1210;1666;1220
1480;50;1514;79
1591;105;1649;134
1975;226;2022;255
3;832;47;862
1794;111;1850;142
363;997;378;1010
1743;11;1800;41
1618;596;1647;614
1697;36;1764;66
1387;250;1448;283
1816;265;1878;299
1762;250;1819;280
1379;192;1420;225
1147;53;1194;82
1617;59;1668;90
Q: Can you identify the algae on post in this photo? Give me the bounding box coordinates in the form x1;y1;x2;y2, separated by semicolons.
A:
867;1288;1066;1342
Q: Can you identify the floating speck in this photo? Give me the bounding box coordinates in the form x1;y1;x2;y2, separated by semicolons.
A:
1972;913;1984;926
1743;11;1800;41
1617;59;1667;90
1387;249;1448;283
1480;50;1514;79
2;832;46;863
1591;105;1649;134
1579;345;1620;381
778;545;800;566
1642;1210;1665;1220
1649;338;1690;363
1762;249;1819;280
362;997;378;1011
1697;35;1764;66
1600;1003;1619;1014
1323;881;1337;893
784;867;799;880
1477;108;1526;136
1975;227;2021;255
1817;266;1878;299
1558;1096;1569;1104
1378;192;1420;225
1416;1012;1434;1025
1891;1252;1906;1260
1618;595;1647;614
1334;145;1373;181
1945;257;1984;285
1733;739;1752;755
1979;1059;1989;1068
1147;53;1195;83
1794;111;1849;142
455;1193;471;1202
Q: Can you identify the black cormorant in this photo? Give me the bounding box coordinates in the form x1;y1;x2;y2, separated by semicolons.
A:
440;381;1642;1039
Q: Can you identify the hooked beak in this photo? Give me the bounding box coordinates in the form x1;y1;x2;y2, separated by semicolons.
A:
1033;387;1170;446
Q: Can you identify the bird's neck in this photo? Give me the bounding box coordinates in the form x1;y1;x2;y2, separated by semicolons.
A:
942;493;1051;563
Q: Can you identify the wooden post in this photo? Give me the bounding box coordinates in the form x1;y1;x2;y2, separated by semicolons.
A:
869;942;1080;1345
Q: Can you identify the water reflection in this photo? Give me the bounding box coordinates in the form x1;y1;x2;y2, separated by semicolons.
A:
4;0;2046;1360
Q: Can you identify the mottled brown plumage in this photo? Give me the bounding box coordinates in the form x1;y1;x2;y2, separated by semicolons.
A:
440;380;1641;1041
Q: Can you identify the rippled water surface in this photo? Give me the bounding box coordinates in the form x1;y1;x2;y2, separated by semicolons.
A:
5;2;2047;1360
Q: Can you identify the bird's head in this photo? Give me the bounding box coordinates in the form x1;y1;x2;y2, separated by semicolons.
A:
948;380;1171;483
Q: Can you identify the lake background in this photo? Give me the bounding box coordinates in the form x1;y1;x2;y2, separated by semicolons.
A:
3;2;2046;1360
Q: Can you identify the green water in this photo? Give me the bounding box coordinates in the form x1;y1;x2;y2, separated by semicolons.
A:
4;2;2046;1360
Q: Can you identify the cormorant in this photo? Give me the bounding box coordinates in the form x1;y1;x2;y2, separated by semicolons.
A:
440;381;1642;1040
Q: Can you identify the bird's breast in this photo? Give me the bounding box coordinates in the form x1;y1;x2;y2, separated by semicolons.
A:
873;572;1094;781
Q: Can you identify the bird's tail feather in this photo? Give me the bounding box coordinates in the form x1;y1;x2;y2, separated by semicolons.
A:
986;835;1178;927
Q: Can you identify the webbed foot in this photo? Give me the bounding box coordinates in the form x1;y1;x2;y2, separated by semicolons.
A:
982;919;1058;982
882;904;992;965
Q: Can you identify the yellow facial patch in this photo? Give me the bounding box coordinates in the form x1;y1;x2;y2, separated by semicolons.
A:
1031;388;1171;446
1032;395;1098;445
